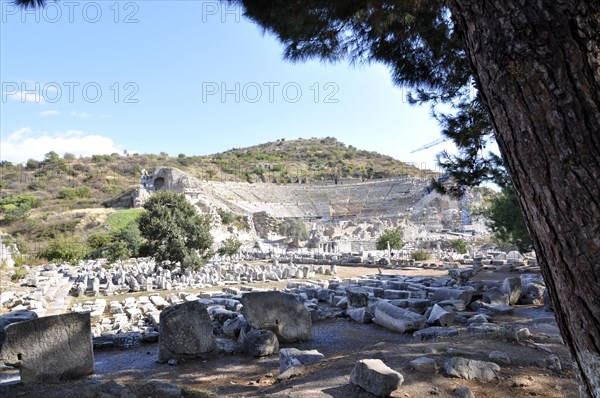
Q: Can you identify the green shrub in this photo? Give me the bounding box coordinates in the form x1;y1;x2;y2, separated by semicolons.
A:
27;217;41;229
13;256;25;267
217;208;235;225
58;186;91;200
87;231;112;250
86;231;112;259
11;267;27;281
106;240;130;263
27;180;47;191
411;249;430;261
111;223;144;257
0;194;39;221
450;239;468;254
376;229;404;250
44;235;88;264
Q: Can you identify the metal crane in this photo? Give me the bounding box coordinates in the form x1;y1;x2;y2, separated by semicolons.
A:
410;137;451;153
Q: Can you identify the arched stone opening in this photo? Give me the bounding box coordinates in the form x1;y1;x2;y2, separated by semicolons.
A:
154;177;165;190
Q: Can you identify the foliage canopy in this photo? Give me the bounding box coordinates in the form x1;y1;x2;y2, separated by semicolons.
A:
0;194;39;221
450;238;468;254
218;237;243;258
484;186;533;252
138;191;213;271
278;217;308;247
376;229;403;250
44;235;88;264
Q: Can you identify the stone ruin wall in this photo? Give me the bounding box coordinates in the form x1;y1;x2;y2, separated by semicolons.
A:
135;167;434;216
132;167;472;246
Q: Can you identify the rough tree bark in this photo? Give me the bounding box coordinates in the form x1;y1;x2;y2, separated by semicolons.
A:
448;1;600;396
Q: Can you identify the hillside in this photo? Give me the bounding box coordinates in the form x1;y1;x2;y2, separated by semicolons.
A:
0;137;436;256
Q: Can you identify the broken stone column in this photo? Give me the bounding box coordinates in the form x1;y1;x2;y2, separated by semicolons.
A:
350;359;404;397
0;312;94;384
373;301;426;333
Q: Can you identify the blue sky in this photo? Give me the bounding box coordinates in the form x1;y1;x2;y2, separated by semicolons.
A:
0;0;456;170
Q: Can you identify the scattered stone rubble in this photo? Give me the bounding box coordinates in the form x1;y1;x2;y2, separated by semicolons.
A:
67;257;338;299
0;249;553;395
2;251;547;355
56;261;548;363
1;264;73;317
1;247;539;321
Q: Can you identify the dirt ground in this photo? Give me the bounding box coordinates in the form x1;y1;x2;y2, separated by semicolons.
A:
0;265;580;397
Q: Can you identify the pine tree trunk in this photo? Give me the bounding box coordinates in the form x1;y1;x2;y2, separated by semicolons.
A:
448;1;600;396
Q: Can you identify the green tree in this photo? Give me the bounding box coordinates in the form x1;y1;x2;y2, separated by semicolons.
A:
138;191;213;271
25;159;39;170
450;239;468;255
278;217;308;247
112;223;144;257
44;151;60;163
376;229;403;251
86;231;112;259
217;237;242;259
106;240;130;264
484;187;532;252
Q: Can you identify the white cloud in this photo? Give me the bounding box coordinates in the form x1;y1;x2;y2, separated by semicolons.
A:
70;111;93;119
2;81;62;104
3;90;45;103
40;110;60;116
0;128;122;163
